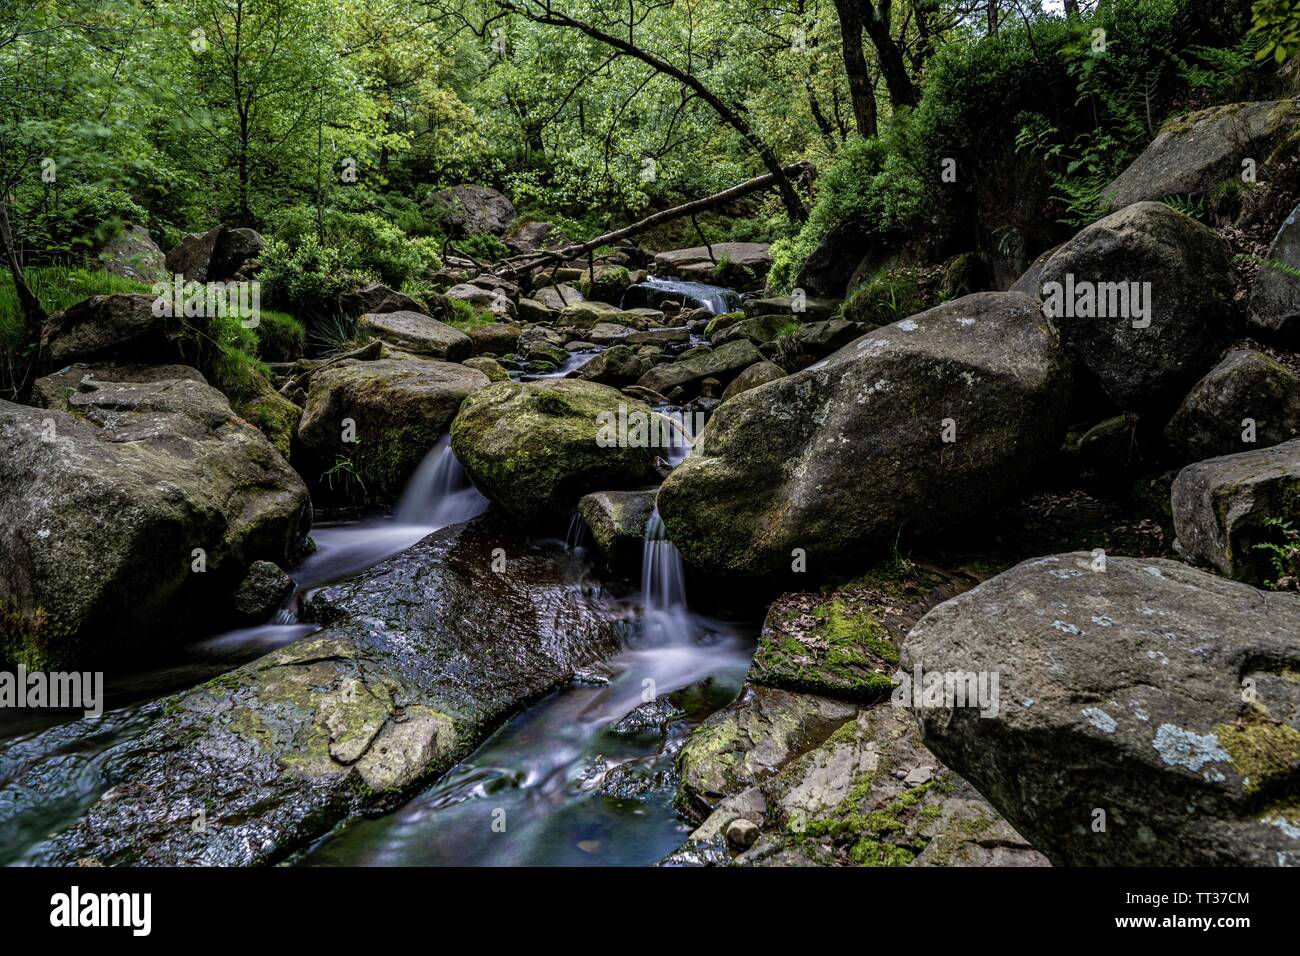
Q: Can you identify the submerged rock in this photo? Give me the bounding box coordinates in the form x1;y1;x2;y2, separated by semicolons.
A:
1171;438;1300;585
903;553;1300;866
295;358;489;504
0;379;310;668
658;292;1070;577
450;379;657;523
1039;201;1233;412
27;520;621;866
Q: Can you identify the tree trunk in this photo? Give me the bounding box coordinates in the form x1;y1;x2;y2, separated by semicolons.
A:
831;0;878;138
987;0;999;37
1063;0;1080;15
0;200;47;347
864;1;918;108
500;1;808;221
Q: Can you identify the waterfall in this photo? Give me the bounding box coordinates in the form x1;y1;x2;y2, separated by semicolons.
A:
566;511;590;551
640;507;690;642
621;276;738;315
395;433;489;527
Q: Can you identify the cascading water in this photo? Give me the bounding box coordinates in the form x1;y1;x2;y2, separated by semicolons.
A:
639;508;691;643
620;275;738;315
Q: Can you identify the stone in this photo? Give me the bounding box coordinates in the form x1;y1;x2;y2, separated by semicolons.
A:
97;223;167;283
720;361;786;402
426;184;517;237
0;380;310;668
462;356;510;382
532;284;583;311
1171;438;1300;585
1249;203;1300;342
658;293;1070;576
1039;201;1233;412
636;339;763;399
231;560;294;624
903;552;1300;866
1164;349;1300;462
654;242;772;286
358;310;472;361
577;489;658;568
338;283;425;320
577;345;652;386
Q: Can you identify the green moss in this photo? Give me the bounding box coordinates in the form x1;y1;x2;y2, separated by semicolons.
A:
1216;718;1300;793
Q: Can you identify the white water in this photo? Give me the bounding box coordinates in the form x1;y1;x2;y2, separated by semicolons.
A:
622;275;737;315
639;508;692;643
287;434;488;599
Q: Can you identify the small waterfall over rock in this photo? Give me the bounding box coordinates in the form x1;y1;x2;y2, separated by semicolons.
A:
395;433;490;526
621;275;738;315
640;507;691;642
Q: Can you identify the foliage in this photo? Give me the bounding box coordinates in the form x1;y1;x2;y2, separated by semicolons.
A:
1255;516;1300;589
1250;0;1300;64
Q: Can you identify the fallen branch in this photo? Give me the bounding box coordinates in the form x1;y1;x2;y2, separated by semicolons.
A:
500;161;813;278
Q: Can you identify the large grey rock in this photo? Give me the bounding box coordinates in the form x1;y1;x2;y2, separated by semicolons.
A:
450;379;657;523
577;345;652;386
655;242;771;286
1165;349;1300;462
40;294;200;370
427;184;516;237
97;223;167;283
1249;203;1300;342
22;520;621;865
444;282;516;320
903;553;1300;866
358;310;472;361
0;380;310;668
165;225;224;282
1039;201;1234;411
636;339;763;398
721;361;786;402
31;362;207;409
1171;438;1300;585
557;300;628;330
465;322;521;356
658;293;1071;577
531;284;583;311
296;359;489;504
1103;100;1300;210
338;283;425;320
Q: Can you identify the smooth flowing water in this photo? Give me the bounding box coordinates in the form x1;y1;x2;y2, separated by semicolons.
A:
299;503;752;867
622;276;738;314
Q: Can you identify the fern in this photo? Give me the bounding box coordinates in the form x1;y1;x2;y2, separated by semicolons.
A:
1254;516;1300;590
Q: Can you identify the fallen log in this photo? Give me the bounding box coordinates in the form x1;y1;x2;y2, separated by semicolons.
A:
500;161;813;277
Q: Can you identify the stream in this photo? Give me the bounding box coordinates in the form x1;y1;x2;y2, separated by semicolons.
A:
0;295;758;867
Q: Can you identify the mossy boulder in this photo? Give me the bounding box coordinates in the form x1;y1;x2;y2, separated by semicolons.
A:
577;344;652;386
577;488;657;569
296;358;490;505
579;264;632;304
2;378;310;668
462;355;510;382
658;293;1071;577
636;338;763;399
721;360;786;402
450;379;658;523
903;552;1300;865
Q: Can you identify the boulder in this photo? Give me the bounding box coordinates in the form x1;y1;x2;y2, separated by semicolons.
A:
516;297;554;323
579;264;632;304
426;184;517;237
721;361;786;402
25;520;621;865
577;489;658;568
1039;201;1233;411
558;300;628;330
654;242;771;286
338;283;425;320
743;295;841;321
40;294;200;370
230;560;294;624
712;314;791;347
465;322;521;356
669;703;1046;867
577;345;652;386
165;225;224;282
586;322;636;346
97;223;167;283
1102;100;1300;210
31;362;207;409
532;284;583;311
791;318;869;356
506;220;566;255
1171;438;1300;585
450;379;658;523
445;282;516;320
358;310;472;361
207;226;264;280
793;222;874;298
676;684;857;821
903;553;1300;866
461;356;510;382
1165;349;1300;462
1007;244;1061;296
1249;203;1300;342
636;339;764;399
0;380;310;668
658;293;1071;576
296;359;489;504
